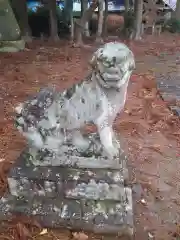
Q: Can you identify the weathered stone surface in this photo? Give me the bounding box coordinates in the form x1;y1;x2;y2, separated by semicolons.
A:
2;144;134;236
9;144;128;177
0;195;13;220
0;0;21;41
8;145;128;200
0;40;25;52
0;189;133;235
23;148;127;169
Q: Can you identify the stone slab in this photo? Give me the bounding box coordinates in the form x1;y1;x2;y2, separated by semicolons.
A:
4;142;133;237
0;40;25;52
156;73;180;117
0;189;133;236
8;150;129;200
9;147;129;171
8;176;129;200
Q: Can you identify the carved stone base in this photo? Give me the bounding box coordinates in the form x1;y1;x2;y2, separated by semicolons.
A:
0;146;133;238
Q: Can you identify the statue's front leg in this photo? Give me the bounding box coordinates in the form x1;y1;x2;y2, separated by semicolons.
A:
71;130;90;152
111;129;121;149
97;125;119;159
94;100;119;158
22;128;44;149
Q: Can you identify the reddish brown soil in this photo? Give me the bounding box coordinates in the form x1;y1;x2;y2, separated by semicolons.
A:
0;33;180;240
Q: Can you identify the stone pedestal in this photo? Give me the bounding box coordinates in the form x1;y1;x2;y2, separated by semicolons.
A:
0;41;135;238
0;138;133;238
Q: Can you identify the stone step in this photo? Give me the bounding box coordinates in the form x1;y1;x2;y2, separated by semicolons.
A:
9;150;128;181
0;190;133;236
8;149;129;200
3;146;133;237
8;176;129;200
20;147;129;170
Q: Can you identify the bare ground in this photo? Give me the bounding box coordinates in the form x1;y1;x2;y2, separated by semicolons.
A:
0;33;180;240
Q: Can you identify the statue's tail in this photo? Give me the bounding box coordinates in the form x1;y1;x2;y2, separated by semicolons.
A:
14;88;58;149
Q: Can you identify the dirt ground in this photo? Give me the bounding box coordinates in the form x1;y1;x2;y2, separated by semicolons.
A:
0;32;180;240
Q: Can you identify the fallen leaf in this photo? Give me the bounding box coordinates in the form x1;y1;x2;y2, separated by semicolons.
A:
147;144;163;155
39;228;48;235
16;222;32;240
148;232;154;239
140;198;146;205
72;232;88;240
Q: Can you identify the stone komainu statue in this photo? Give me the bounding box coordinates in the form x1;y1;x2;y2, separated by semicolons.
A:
15;42;135;159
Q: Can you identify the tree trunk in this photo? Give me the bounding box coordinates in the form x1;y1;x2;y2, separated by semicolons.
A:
96;0;104;43
124;0;131;37
69;16;74;41
133;0;143;40
125;0;129;13
11;0;31;42
63;0;73;39
48;0;59;41
75;0;98;46
102;0;108;38
175;0;180;20
82;0;90;37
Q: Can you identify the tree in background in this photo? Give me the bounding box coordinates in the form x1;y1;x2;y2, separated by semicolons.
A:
75;0;98;46
95;0;104;42
48;0;59;40
166;0;180;33
11;0;32;41
123;0;134;37
10;0;148;44
82;0;90;37
175;0;180;20
127;0;159;40
123;0;143;39
102;0;108;38
74;0;109;45
63;0;74;39
124;0;129;15
133;0;143;39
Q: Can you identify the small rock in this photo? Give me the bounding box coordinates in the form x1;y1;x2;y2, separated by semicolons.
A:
140;198;146;205
148;232;154;239
132;183;143;200
39;228;48;235
72;232;88;240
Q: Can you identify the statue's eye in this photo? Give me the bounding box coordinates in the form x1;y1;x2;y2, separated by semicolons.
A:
81;98;85;104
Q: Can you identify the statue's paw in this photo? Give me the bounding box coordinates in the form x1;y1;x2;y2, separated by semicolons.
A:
105;145;119;159
113;137;121;149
